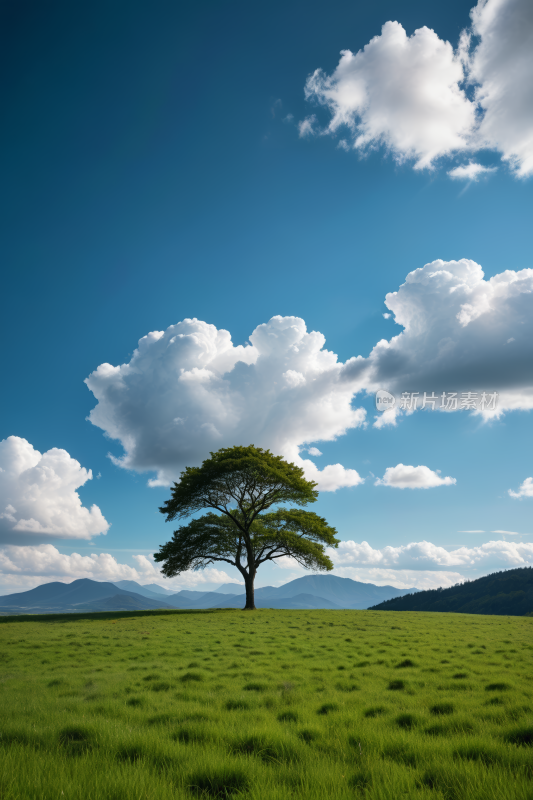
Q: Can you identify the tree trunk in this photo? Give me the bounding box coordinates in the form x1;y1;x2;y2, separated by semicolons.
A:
243;572;256;610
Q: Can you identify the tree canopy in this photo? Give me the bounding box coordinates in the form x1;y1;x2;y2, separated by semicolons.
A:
155;445;339;609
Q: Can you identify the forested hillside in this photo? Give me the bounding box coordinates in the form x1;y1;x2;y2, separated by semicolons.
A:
370;567;533;616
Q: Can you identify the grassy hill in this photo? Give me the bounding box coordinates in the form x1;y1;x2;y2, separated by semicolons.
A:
0;607;532;799
369;568;533;616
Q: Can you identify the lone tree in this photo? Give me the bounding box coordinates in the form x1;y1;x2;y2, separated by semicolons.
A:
155;445;339;610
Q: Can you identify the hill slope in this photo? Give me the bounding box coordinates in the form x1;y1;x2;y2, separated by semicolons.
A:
0;579;174;613
111;581;167;600
214;583;245;594
165;592;236;609
75;594;175;612
369;567;533;616
210;592;342;610
140;583;177;596
209;574;417;609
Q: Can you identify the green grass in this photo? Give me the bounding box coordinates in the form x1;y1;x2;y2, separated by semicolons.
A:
0;608;532;799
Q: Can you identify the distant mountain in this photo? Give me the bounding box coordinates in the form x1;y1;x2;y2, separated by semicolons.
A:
0;574;418;615
211;592;342;610
0;579;132;607
369;568;533;616
112;580;166;600
264;593;342;610
165;591;238;609
0;579;172;613
164;587;241;604
75;593;175;612
113;580;178;598
140;583;177;596
171;590;212;599
214;583;245;595
208;575;417;610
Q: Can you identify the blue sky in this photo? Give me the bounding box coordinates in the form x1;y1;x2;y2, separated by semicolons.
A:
1;0;532;594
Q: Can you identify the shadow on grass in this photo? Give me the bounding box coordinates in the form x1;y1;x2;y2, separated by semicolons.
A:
363;706;387;718
189;768;250;798
0;608;236;624
58;726;95;756
505;726;533;746
232;734;299;763
0;729;41;749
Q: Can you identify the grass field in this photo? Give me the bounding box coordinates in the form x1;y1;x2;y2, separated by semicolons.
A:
0;608;532;800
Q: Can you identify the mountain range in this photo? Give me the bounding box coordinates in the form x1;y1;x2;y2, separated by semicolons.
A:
0;575;417;614
0;579;177;614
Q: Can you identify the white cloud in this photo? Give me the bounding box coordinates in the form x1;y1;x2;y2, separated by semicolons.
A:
469;0;533;177
509;477;533;498
85;259;533;492
0;545;156;582
448;161;497;180
298;115;317;137
298;461;362;492
331;538;533;570
373;407;400;429
0;437;109;543
332;566;464;591
305;20;475;169
458;530;485;533
304;0;533;177
307;447;323;456
275;555;303;570
85;316;366;492
344;259;533;419
0;544;238;595
491;529;528;537
375;463;456;489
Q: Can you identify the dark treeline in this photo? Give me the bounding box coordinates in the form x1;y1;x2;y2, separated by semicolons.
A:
370;567;533;616
0;608;233;624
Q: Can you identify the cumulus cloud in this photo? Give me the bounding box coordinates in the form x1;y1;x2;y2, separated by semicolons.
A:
305;21;475;169
343;258;533;419
85;316;365;491
304;0;533;176
508;477;533;499
0;544;238;595
307;447;323;457
85;258;533;491
448;162;497;180
0;437;109;544
375;464;456;489
331;538;533;570
469;0;533;177
0;546;157;583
